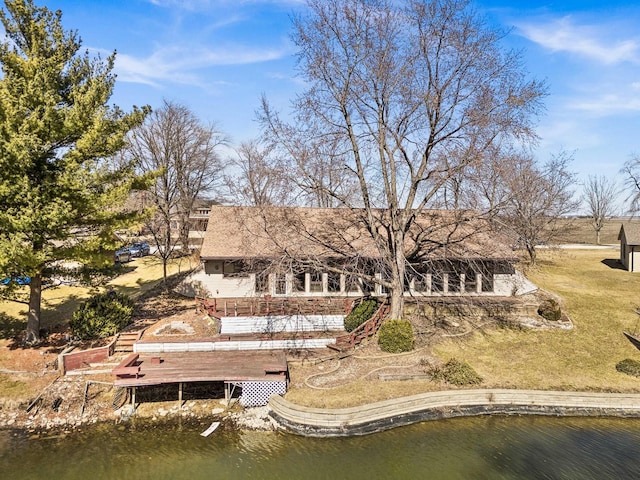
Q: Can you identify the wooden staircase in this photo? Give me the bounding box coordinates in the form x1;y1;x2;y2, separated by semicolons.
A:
329;301;389;352
114;330;144;353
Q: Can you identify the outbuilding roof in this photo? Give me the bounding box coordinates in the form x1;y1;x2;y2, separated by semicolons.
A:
200;206;516;262
619;223;640;246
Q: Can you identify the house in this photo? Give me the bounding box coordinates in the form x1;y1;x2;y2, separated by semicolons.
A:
185;206;536;300
618;223;640;272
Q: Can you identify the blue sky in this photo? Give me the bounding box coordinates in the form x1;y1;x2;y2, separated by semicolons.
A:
32;1;640;195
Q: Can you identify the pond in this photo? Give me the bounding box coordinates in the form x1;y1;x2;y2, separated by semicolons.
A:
2;415;640;479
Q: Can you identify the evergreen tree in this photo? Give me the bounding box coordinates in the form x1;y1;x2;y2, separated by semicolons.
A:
0;0;149;343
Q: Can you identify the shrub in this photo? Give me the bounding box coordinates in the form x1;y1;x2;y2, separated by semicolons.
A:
70;291;134;340
538;298;561;322
378;319;414;353
344;298;379;332
429;358;483;386
616;359;640;377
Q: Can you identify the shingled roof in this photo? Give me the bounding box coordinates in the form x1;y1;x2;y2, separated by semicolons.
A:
619;223;640;246
200;206;516;262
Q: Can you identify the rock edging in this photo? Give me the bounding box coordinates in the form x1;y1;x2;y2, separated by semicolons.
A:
268;389;640;437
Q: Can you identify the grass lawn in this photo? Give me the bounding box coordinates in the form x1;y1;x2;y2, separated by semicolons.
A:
287;247;640;408
434;248;640;392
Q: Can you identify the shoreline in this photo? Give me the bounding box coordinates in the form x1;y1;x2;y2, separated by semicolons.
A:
5;382;640;439
268;389;640;437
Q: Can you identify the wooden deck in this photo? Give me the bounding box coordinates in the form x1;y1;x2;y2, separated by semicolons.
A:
112;350;288;387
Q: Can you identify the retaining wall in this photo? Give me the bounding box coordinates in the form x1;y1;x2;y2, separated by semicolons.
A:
268;389;640;437
59;338;116;374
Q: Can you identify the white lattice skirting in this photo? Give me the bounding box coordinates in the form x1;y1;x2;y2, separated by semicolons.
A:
240;381;287;407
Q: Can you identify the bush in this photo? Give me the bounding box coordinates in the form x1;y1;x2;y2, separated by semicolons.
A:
344;298;379;332
616;358;640;377
429;358;483;386
378;319;414;353
70;291;134;340
538;298;561;322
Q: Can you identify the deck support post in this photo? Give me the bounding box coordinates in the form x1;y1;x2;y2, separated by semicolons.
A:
131;387;136;407
224;382;229;405
178;382;183;408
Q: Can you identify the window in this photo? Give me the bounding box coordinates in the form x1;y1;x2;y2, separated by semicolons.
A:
310;272;323;292
275;274;287;295
293;272;306;293
328;272;341;293
448;272;461;293
414;275;429;293
223;260;248;278
345;275;360;292
431;272;444;294
464;270;478;293
481;272;494;293
255;272;269;294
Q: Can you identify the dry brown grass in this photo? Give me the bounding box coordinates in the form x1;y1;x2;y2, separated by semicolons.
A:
436;249;640;392
555;217;640;245
286;247;640;408
0;255;194;403
0;255;192;335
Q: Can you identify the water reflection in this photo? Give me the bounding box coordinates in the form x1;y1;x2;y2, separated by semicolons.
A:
2;416;640;479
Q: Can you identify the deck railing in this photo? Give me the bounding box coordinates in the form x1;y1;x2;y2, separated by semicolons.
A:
196;296;355;319
332;300;389;351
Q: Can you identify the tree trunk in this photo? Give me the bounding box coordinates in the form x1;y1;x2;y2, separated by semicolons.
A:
162;258;168;292
527;244;537;265
388;232;406;319
596;229;601;245
25;274;42;344
389;284;404;319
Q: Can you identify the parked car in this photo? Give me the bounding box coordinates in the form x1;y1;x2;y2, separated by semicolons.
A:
128;242;151;257
114;247;132;263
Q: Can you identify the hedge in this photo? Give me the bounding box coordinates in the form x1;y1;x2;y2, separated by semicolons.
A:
378;319;414;353
344;298;379;332
429;358;483;386
70;291;134;340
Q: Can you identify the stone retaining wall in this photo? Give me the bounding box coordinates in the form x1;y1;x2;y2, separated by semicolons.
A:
268;389;640;437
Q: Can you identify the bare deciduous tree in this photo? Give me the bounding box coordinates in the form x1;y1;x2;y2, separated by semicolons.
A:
128;100;226;286
260;0;546;318
622;154;640;212
227;139;291;206
583;175;618;245
502;152;578;264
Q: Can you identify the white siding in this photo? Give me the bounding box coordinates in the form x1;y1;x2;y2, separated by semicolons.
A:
134;338;337;353
220;315;345;335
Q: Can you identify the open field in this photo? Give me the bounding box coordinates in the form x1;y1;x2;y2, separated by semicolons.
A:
555;217;640;245
286;247;640;408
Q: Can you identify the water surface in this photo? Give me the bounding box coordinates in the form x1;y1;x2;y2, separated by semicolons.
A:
2;415;640;479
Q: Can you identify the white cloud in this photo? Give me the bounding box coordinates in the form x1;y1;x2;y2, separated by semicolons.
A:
147;0;304;10
517;16;639;65
568;93;640;114
113;44;291;87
